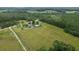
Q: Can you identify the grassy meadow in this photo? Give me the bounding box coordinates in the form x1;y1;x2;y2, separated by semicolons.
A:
13;22;79;51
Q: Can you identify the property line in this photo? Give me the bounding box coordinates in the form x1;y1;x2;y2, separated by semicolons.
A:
9;27;27;51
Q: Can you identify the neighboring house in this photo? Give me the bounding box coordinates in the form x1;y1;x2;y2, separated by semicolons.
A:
27;21;33;28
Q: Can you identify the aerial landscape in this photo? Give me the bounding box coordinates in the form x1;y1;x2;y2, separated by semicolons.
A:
0;7;79;51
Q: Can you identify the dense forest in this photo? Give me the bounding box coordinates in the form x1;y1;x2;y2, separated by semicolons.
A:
0;7;79;37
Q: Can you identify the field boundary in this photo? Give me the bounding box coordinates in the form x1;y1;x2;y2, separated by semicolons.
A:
9;27;27;51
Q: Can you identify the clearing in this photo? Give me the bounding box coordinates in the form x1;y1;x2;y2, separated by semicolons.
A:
12;22;79;51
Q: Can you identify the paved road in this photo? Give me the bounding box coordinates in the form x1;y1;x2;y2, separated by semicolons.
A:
9;27;27;51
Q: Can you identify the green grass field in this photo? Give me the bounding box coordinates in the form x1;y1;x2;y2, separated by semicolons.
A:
0;28;23;51
13;22;79;51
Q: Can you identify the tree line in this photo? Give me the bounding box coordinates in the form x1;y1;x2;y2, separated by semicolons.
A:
0;12;79;37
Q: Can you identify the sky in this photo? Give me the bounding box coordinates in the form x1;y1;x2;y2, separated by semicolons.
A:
0;0;79;7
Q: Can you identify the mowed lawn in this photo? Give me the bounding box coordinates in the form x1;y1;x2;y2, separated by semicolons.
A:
13;23;79;51
0;28;23;51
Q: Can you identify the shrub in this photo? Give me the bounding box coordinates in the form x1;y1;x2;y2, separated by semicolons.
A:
50;40;75;51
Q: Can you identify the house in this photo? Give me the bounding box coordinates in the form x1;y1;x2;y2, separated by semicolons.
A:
27;19;40;28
